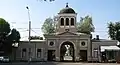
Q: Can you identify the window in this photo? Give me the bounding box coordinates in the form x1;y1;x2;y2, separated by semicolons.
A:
81;42;85;46
49;41;54;46
61;18;64;26
80;41;87;47
37;49;41;58
28;48;32;57
94;49;98;58
22;48;26;58
71;18;74;26
66;18;69;26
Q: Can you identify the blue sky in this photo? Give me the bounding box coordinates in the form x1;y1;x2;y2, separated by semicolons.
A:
0;0;120;40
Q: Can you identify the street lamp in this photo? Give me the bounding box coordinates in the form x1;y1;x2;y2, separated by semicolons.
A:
26;6;31;42
26;6;31;62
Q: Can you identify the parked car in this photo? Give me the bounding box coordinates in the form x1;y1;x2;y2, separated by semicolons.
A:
108;59;116;63
0;56;4;62
0;56;10;62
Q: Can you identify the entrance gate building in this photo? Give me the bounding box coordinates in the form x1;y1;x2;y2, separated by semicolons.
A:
44;3;92;62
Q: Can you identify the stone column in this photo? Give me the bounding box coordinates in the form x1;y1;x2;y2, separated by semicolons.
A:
55;48;60;61
43;41;48;61
87;39;92;62
98;46;101;62
55;39;60;61
75;40;79;62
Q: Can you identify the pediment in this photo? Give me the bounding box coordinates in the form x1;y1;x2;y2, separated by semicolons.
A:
57;31;77;36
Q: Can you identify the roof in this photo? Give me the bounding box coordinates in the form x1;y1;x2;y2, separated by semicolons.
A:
57;31;77;35
92;39;118;42
47;31;88;36
43;31;90;37
101;46;120;52
20;40;45;42
59;8;75;14
59;3;75;14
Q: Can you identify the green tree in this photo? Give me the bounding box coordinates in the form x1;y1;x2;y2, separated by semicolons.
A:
8;28;21;44
0;18;21;55
0;18;10;54
108;22;120;41
0;18;11;37
77;15;95;34
108;22;116;40
41;17;55;34
108;22;120;47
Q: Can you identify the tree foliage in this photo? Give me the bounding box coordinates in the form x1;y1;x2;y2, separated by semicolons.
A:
8;28;20;42
108;22;120;47
108;22;120;41
108;22;116;40
77;15;95;34
41;17;55;34
0;18;11;36
0;18;21;54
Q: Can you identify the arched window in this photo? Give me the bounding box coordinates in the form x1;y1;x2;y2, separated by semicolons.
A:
66;18;69;26
61;18;64;26
71;18;74;26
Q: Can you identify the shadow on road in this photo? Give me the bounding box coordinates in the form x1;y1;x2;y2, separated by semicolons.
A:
0;62;59;65
1;62;120;65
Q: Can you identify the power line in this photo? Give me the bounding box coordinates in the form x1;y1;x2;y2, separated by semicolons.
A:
16;28;27;29
15;28;41;29
32;28;41;29
12;27;109;32
19;30;28;32
95;31;107;32
21;36;28;38
9;22;28;24
31;29;40;35
16;27;107;31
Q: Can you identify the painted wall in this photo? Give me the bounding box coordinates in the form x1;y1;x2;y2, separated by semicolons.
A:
15;40;46;61
92;40;118;62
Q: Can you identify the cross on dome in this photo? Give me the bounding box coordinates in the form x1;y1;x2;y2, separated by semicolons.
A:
66;3;69;7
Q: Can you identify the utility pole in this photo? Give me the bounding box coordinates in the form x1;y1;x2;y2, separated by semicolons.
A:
26;6;31;63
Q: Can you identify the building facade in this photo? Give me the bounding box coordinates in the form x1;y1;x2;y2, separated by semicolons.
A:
15;4;119;62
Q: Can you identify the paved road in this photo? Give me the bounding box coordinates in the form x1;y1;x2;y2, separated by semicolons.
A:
0;62;120;65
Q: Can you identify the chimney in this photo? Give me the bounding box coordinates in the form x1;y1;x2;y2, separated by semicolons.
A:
96;35;99;40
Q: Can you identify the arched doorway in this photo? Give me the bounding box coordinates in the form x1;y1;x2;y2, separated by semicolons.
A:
60;41;75;62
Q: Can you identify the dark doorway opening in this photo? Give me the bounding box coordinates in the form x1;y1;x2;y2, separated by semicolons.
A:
79;50;87;62
47;50;55;61
60;41;75;62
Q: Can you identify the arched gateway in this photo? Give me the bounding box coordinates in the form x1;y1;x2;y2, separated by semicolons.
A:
60;41;75;61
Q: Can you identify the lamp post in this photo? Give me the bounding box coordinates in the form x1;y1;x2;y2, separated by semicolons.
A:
26;6;31;43
26;6;31;62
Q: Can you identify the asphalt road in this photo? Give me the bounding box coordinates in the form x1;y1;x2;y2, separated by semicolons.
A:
0;62;120;65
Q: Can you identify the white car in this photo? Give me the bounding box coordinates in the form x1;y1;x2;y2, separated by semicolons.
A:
0;56;10;62
0;56;4;61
